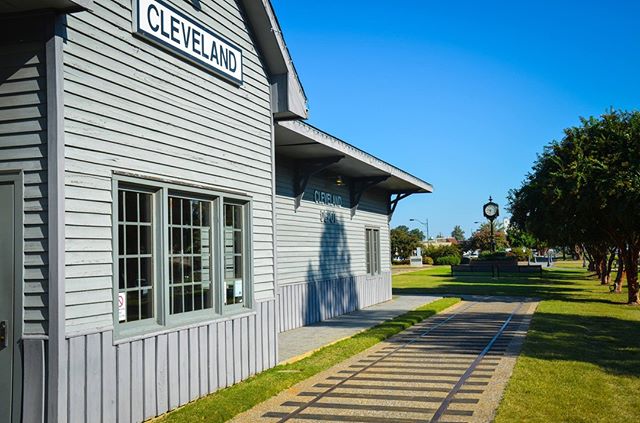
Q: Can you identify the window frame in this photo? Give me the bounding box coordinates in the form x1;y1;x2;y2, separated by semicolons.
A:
222;200;251;312
112;182;163;336
166;191;218;320
112;175;254;340
365;227;381;276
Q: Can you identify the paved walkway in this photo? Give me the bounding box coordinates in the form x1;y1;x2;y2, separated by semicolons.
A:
278;295;441;364
233;297;538;423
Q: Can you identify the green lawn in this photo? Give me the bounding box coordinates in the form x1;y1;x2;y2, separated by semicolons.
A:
156;297;459;423
394;262;640;422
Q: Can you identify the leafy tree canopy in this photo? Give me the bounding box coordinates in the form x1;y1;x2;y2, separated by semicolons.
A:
409;228;425;241
391;225;423;259
469;221;509;252
509;110;640;304
507;226;537;249
451;225;465;241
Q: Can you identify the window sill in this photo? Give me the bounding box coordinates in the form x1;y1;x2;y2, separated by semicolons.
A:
113;307;257;345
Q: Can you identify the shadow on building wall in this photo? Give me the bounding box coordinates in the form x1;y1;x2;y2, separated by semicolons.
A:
302;217;359;325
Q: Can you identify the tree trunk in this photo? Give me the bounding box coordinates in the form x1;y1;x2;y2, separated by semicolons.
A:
622;247;640;305
614;254;624;293
599;257;610;285
592;252;604;280
584;246;595;271
607;250;616;274
601;251;616;285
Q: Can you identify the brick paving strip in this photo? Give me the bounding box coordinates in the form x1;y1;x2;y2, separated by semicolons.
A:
279;295;442;364
231;297;538;423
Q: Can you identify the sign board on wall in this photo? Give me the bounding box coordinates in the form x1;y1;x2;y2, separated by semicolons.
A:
314;190;343;208
314;190;342;224
134;0;243;85
118;292;127;322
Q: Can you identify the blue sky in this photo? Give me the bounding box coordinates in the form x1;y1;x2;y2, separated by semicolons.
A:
271;0;640;239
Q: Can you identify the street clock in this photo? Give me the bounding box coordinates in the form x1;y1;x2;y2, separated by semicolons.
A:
482;196;499;252
483;197;499;221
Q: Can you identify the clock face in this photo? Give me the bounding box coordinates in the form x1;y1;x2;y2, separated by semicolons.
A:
484;204;498;217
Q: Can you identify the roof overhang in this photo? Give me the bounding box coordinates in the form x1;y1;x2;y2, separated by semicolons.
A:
239;0;308;120
275;120;433;194
0;0;92;14
1;0;307;119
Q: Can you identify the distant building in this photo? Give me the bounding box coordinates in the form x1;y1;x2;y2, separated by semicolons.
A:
425;237;459;247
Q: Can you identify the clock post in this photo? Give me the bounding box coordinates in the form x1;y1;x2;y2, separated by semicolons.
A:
482;196;500;252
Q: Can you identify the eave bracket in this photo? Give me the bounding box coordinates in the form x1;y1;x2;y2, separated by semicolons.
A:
388;190;419;219
349;175;390;217
293;156;344;209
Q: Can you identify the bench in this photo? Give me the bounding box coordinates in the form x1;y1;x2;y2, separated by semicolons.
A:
451;263;543;277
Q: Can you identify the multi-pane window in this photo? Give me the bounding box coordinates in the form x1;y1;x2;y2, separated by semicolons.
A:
224;203;245;306
118;189;154;323
365;228;381;275
115;179;251;335
169;196;213;314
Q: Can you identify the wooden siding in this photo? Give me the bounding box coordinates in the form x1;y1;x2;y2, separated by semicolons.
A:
0;42;49;335
276;272;392;333
62;0;275;332
22;338;46;423
275;158;392;286
275;158;393;331
64;299;277;423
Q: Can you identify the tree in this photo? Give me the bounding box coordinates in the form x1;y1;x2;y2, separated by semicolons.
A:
409;228;425;241
390;225;423;259
469;222;508;251
423;244;462;260
451;225;465;241
509;110;640;304
506;227;537;249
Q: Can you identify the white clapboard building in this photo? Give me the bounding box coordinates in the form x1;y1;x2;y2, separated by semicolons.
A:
0;1;432;422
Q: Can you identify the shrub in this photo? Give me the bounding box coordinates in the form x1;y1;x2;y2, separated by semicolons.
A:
435;255;461;266
477;251;516;261
423;256;434;265
392;259;410;265
510;247;531;261
423;244;462;261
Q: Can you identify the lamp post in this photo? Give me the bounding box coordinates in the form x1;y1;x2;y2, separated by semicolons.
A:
410;218;429;241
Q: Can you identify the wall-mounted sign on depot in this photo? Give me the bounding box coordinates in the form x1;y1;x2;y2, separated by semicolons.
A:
118;292;127;322
134;0;243;85
314;190;343;208
320;210;337;224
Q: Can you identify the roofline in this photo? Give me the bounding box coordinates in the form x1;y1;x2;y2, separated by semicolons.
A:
239;0;308;119
0;0;93;14
277;120;434;193
264;0;307;103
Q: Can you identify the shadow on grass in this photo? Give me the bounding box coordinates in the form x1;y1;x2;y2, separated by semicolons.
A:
523;311;640;377
393;267;625;304
396;283;626;305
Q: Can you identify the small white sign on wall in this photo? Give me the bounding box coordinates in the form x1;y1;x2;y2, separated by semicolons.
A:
118;292;127;322
233;279;243;299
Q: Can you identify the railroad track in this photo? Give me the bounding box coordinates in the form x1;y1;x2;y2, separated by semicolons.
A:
235;298;537;423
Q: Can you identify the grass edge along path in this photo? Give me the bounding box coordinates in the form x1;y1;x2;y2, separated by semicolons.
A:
155;297;460;423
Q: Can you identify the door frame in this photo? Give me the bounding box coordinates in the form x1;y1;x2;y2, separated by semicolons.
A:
0;170;24;423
